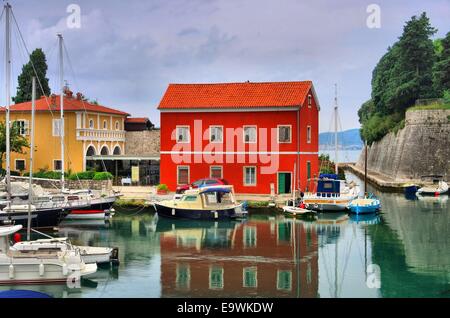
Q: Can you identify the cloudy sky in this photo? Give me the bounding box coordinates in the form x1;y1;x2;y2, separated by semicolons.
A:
2;0;450;131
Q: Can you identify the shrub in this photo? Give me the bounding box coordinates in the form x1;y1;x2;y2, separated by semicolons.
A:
93;172;113;180
68;171;96;180
157;184;169;191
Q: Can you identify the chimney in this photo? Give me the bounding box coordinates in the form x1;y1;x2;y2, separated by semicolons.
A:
64;86;73;99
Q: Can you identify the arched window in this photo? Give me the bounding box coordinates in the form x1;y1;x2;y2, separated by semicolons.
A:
113;146;121;155
89;119;94;129
115;121;120;130
100;146;109;156
103;120;107;130
86;146;96;170
86;145;96;156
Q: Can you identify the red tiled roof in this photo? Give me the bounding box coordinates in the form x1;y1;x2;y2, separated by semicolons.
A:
125;117;149;123
158;81;314;109
0;95;129;116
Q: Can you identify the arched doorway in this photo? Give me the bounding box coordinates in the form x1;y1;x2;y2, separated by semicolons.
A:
100;146;109;156
113;146;121;155
86;145;96;170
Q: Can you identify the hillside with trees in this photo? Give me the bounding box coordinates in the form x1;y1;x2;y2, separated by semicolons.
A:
359;13;450;144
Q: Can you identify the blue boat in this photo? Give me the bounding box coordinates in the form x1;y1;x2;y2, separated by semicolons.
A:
0;290;53;298
348;196;381;214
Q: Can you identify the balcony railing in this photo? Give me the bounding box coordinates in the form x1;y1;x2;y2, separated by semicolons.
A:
76;128;126;142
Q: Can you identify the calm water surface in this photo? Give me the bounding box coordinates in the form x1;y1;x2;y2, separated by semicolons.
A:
1;172;449;298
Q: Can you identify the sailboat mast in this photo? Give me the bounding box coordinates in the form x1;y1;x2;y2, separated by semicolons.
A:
27;77;36;240
4;3;11;205
58;33;65;190
334;84;338;175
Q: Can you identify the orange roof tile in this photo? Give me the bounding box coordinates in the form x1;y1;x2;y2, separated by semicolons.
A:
0;95;129;116
125;117;150;123
158;81;314;109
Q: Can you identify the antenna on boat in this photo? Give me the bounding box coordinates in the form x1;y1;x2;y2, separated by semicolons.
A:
4;2;11;210
27;77;36;240
334;84;339;175
57;33;65;191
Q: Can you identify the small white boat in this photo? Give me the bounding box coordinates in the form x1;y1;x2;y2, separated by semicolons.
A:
416;179;449;196
282;205;316;217
1;225;97;285
12;237;119;265
65;209;115;220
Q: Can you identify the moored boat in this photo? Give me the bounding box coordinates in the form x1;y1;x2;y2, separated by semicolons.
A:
416;176;448;196
348;197;381;214
153;185;248;220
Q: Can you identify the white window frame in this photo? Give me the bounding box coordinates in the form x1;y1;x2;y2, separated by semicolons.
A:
176;263;191;290
89;119;94;129
243;166;257;186
242;267;258;288
243;225;257;248
210;166;223;179
307;125;312;144
14;119;29;136
52;119;62;137
53;159;62;172
115;121;120;130
176;126;190;144
277;270;292;291
209;125;223;143
209;266;224;290
14;159;26;171
243;125;257;144
308;94;312;108
103;120;108;130
277;125;292;143
177;166;190;185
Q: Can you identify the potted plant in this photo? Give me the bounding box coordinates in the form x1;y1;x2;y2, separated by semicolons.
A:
156;184;169;195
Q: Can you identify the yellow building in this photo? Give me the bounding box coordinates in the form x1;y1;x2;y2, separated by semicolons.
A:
0;92;129;174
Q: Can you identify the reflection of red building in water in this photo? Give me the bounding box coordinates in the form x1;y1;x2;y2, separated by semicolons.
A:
160;220;318;298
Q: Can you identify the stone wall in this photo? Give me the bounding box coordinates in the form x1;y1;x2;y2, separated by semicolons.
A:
356;109;450;182
11;176;113;190
125;129;160;156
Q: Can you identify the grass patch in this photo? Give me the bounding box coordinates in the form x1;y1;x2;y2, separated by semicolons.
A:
114;199;147;207
408;103;450;111
246;201;270;208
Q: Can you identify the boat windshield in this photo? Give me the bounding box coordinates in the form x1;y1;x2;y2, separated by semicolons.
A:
182;195;199;202
203;192;234;206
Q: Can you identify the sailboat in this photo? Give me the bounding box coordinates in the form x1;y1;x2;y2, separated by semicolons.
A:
0;3;97;284
303;85;360;212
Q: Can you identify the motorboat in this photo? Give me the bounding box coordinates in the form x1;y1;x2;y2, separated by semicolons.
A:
11;237;119;265
65;208;115;220
348;196;381;214
0;204;69;229
282;205;316;217
416;176;449;196
152;185;248;220
0;225;97;285
303;174;360;212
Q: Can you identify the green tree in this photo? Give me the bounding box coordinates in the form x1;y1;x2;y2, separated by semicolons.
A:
433;32;450;96
0;121;30;170
13;48;51;104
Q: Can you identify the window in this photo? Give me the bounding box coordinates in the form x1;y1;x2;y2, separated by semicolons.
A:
243;267;258;288
14;120;29;136
15;159;25;171
209;126;223;143
243;226;257;248
209;266;224;289
243;126;257;143
244;167;256;186
89;119;94;129
308;94;312;107
278;125;291;143
277;270;292;291
210;166;223;179
307;161;311;180
176;126;190;143
115;121;120;130
53;160;62;171
176;264;190;290
103;120;107;130
307;126;312;144
52;119;62;137
177;166;189;185
183;195;198;202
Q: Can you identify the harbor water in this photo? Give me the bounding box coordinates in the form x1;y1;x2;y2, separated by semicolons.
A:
1;172;448;298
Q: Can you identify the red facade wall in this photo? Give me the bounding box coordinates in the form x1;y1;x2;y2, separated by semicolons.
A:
159;89;319;194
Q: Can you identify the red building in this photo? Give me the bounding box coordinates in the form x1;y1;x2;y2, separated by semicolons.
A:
158;81;320;194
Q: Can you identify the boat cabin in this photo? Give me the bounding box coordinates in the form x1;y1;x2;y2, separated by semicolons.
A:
173;186;237;210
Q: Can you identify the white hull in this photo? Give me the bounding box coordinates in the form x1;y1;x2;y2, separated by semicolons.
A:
282;206;316;216
66;212;106;220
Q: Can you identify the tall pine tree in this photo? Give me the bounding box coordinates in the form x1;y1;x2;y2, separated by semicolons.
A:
13;48;51;104
433;32;450;96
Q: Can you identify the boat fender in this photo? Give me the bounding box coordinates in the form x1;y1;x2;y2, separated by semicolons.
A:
39;263;45;276
214;211;218;219
62;264;68;276
9;264;14;279
172;209;175;216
